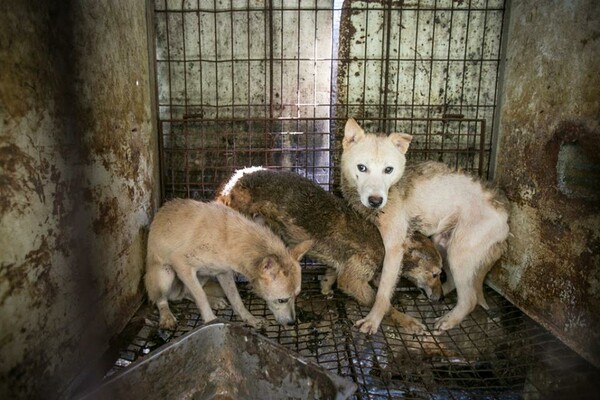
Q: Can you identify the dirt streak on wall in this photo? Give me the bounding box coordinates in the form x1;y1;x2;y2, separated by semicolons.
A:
489;0;600;367
0;0;158;397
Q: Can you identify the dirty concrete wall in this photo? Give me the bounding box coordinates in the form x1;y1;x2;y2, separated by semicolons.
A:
0;0;158;398
488;0;600;367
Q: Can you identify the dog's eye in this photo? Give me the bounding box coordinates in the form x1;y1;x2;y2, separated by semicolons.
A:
277;298;289;304
384;166;394;174
432;272;440;278
357;164;367;172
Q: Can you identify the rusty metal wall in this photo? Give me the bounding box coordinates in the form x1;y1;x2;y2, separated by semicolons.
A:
0;0;158;398
489;0;600;367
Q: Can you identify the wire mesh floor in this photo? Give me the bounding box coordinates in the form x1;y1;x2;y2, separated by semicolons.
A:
107;265;599;399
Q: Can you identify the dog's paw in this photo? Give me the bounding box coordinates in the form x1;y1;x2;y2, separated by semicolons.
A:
159;312;178;330
434;312;461;331
405;318;426;335
320;286;335;299
208;296;229;310
354;317;380;335
320;286;334;296
388;308;426;334
320;280;334;296
246;316;269;329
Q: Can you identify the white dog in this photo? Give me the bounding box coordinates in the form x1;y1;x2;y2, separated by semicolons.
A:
340;118;509;334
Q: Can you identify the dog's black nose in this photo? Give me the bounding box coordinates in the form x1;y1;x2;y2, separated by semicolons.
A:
438;293;445;302
368;196;383;208
286;320;295;327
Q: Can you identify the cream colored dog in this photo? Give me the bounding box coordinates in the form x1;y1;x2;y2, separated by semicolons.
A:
144;199;312;329
340;118;509;334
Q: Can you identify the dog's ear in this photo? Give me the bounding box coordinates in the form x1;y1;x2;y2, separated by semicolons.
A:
289;240;313;261
343;118;365;149
388;132;412;154
260;256;280;281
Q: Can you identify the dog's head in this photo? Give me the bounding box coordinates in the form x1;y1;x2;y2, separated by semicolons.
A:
402;232;444;301
252;240;313;326
341;118;412;210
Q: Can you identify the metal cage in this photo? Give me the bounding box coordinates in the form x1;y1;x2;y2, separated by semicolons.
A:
153;0;506;200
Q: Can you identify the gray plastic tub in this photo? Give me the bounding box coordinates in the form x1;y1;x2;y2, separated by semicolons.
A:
83;320;356;400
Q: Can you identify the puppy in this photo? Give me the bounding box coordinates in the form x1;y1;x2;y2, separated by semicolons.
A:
144;199;312;329
217;168;443;333
340;118;509;334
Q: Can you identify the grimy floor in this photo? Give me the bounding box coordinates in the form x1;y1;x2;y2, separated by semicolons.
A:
106;264;598;399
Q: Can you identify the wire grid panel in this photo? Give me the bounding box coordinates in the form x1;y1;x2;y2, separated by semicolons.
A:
160;116;486;200
335;0;506;175
109;266;600;399
160;117;334;200
153;0;507;201
154;0;336;120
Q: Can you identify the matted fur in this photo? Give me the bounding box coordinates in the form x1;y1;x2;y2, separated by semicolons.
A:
144;199;312;329
341;118;510;334
217;167;442;332
217;168;443;333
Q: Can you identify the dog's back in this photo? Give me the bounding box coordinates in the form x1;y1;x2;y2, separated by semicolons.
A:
217;168;444;304
218;169;383;274
147;199;293;274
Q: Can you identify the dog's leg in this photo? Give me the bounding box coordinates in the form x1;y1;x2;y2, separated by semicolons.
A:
320;267;338;297
216;271;268;329
145;260;179;329
434;223;507;331
183;278;229;310
204;279;229;310
434;245;480;331
355;217;425;335
170;256;218;324
337;268;374;305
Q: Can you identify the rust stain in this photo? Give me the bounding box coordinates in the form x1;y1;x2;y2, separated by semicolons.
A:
0;142;45;216
494;118;600;365
0;235;57;308
501;119;600;214
92;196;120;235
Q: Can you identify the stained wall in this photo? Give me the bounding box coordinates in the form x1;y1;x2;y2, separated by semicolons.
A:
0;0;158;397
489;0;600;366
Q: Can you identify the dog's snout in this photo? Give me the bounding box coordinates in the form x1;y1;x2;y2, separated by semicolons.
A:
286;320;296;327
368;196;383;208
438;293;445;302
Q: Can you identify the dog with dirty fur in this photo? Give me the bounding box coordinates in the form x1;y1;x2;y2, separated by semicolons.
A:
144;199;313;329
340;118;510;334
217;167;443;333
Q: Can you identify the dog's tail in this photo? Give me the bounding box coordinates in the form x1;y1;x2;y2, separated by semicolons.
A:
220;166;265;197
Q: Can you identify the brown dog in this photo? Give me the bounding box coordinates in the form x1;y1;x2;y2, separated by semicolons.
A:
144;199;312;329
217;168;443;332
